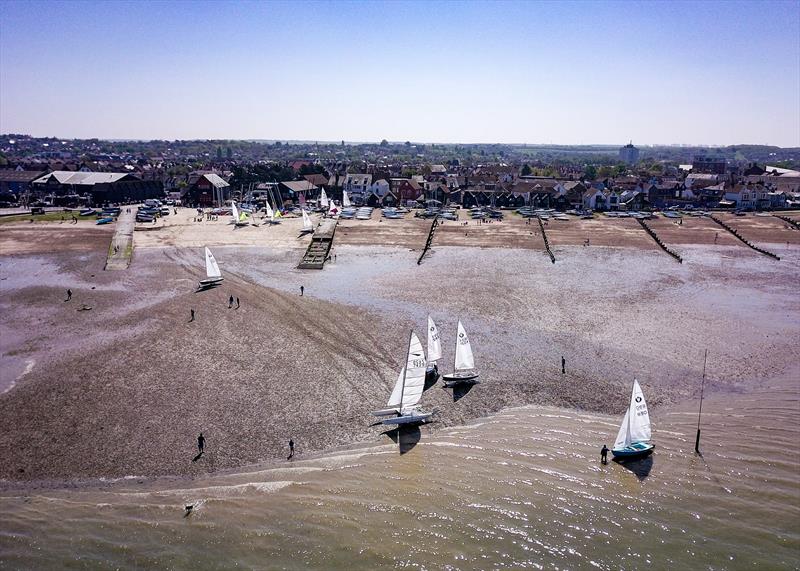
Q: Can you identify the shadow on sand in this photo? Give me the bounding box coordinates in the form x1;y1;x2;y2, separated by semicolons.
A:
613;454;653;481
382;425;422;455
191;452;204;463
195;284;221;293
450;383;475;402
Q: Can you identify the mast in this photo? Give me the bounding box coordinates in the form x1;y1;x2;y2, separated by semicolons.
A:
695;349;708;454
454;319;459;373
398;330;413;415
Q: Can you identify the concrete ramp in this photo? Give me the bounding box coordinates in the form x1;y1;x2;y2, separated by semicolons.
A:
298;219;338;269
105;209;136;270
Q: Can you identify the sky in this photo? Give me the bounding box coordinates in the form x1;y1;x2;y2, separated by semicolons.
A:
1;0;799;146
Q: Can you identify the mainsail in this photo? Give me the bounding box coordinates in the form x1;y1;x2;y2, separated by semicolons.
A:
265;203;274;221
427;316;442;363
387;332;426;412
231;201;239;221
343;191;351;207
320;188;329;208
614;379;651;449
454;320;475;371
301;209;313;232
205;247;221;279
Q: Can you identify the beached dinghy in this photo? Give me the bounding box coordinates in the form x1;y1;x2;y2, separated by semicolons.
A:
198;247;224;289
611;379;655;459
442;320;480;387
230;201;249;227
372;331;433;425
299;209;314;236
426;316;442;385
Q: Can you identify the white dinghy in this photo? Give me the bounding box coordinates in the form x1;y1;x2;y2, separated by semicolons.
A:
198;247;224;289
611;379;655;459
372;331;433;425
231;201;249;227
442;320;480;387
299;209;314;236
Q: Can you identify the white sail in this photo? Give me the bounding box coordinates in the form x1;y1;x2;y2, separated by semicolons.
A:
628;379;651;443
343;191;351;207
454;320;475;371
320;188;329;208
427;316;442;363
301;209;313;231
387;332;426;411
205;247;221;279
614;379;651;449
613;409;630;450
231;201;239;221
265;202;274;220
328;200;337;216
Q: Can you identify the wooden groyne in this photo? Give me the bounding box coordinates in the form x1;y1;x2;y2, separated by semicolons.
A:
298;219;338;269
709;215;780;260
417;217;439;265
537;217;556;264
774;214;800;230
636;218;682;263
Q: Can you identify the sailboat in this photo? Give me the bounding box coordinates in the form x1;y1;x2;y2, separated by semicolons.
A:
198;247;224;289
426;316;442;385
230;201;249;227
343;191;351;208
299;209;314;236
611;379;655;459
372;331;433;425
442;320;480;387
319;188;329;210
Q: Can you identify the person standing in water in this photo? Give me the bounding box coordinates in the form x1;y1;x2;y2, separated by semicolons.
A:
601;444;609;464
66;289;72;301
198;433;205;454
300;285;304;297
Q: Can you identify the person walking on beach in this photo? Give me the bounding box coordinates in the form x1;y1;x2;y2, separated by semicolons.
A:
66;288;72;301
714;232;719;244
561;356;566;375
189;308;195;322
300;285;304;297
288;439;294;460
229;295;234;309
236;297;240;309
601;444;609;464
198;433;205;454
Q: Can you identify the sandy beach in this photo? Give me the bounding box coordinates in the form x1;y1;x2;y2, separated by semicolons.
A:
0;209;798;487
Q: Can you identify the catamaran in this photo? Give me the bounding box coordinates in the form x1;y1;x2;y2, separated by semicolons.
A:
299;209;314;236
611;379;655;459
372;331;433;425
442;320;480;387
230;201;249;227
426;316;442;385
198;247;224;289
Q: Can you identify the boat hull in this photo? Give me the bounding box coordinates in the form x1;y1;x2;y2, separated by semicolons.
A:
611;442;655;459
199;278;224;288
382;412;433;426
442;371;480;387
370;408;400;418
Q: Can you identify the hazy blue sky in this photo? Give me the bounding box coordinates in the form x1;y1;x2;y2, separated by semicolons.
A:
1;0;798;145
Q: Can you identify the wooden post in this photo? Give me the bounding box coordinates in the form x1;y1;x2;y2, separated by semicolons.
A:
695;349;708;454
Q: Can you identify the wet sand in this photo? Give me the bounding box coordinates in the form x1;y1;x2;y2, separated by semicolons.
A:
0;211;798;487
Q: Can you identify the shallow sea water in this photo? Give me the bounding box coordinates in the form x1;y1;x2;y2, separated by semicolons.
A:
1;374;797;570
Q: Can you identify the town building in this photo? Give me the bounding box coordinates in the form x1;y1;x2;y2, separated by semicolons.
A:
619;142;640;165
31;171;163;205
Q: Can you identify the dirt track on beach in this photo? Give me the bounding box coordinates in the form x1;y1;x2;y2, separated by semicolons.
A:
0;212;798;486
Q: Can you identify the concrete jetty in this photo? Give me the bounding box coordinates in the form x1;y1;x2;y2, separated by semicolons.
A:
104;208;136;270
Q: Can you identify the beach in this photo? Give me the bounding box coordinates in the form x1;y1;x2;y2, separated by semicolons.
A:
0;209;798;487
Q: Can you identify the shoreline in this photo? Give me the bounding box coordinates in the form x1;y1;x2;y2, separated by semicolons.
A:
2;365;796;494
